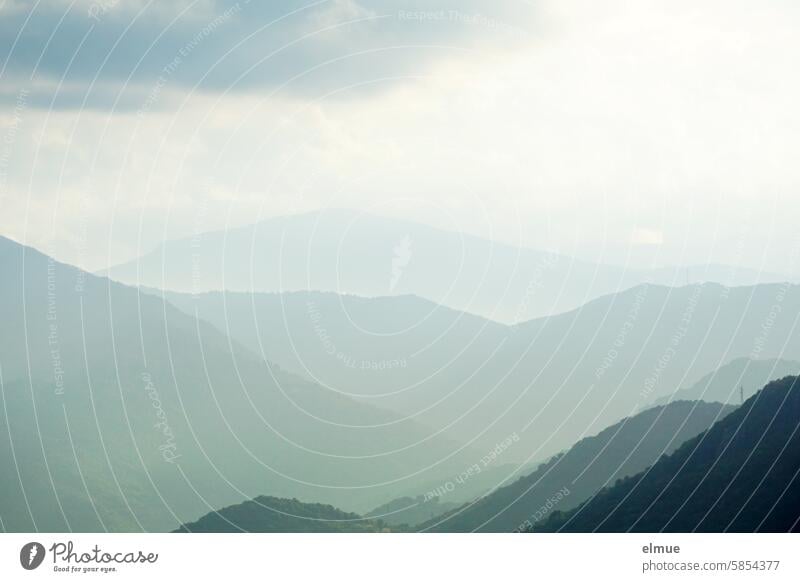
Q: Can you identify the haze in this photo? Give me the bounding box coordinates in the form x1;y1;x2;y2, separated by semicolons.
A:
1;0;799;275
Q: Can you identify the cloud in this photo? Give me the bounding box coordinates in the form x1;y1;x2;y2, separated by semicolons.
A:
0;0;536;110
2;0;800;278
631;228;664;246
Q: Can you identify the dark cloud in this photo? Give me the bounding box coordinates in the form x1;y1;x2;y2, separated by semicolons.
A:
0;0;536;110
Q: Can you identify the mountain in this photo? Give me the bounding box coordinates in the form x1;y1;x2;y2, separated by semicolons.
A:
175;496;393;533
159;282;800;463
361;459;528;527
654;357;800;406
0;236;478;532
365;495;459;527
421;400;734;532
102;209;789;323
158;288;506;399
535;376;800;532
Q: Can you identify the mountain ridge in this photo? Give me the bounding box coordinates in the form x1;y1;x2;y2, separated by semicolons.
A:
98;210;792;323
535;376;800;532
421;400;735;532
0;236;480;531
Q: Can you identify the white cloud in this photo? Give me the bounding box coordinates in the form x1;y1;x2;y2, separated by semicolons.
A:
2;0;799;277
631;228;664;246
306;0;377;30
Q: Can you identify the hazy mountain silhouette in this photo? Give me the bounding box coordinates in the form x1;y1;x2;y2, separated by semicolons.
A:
6;231;800;533
653;357;800;406
159;282;800;464
171;400;733;532
175;496;393;533
422;400;734;532
0;236;479;532
103;209;789;323
535;376;800;532
365;495;459;527
159;289;505;402
359;459;528;527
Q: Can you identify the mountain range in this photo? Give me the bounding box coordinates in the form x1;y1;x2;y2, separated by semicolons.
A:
421;400;734;532
175;377;800;533
103;209;791;323
0;235;479;532
654;357;800;406
173;400;736;532
4;220;800;534
157;281;800;464
176;496;392;533
535;376;800;532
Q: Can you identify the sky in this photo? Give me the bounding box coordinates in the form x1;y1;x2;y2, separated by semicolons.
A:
1;0;799;275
